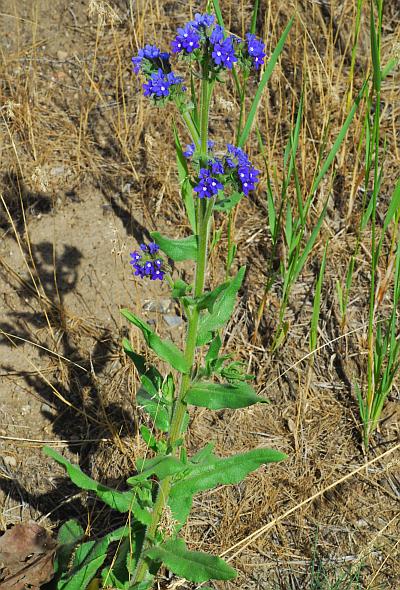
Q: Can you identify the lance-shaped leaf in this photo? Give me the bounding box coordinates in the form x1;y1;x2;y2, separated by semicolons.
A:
169;448;286;526
186;381;268;410
145;538;236;583
197;266;246;345
44;447;135;513
136;386;170;432
150;231;198;262
58;527;129;590
127;455;185;485
121;310;190;374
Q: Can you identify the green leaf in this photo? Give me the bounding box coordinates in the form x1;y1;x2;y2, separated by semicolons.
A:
44;447;135;513
174;125;196;232
150;231;198;262
136;387;170;432
55;520;85;577
171;278;192;299
123;339;164;396
310;80;368;197
189;283;227;312
214;191;242;212
169;448;286;526
186;381;268;410
205;334;222;364
382;177;400;234
127;455;185;485
145;538;236;583
121;310;190;374
58;528;128;590
238;17;294;148
197;267;246;345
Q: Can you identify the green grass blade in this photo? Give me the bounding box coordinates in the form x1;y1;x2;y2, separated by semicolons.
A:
250;0;260;34
310;244;328;352
238;17;294;148
309;80;368;197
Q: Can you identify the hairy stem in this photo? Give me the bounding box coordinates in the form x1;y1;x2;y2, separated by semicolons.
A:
133;72;214;586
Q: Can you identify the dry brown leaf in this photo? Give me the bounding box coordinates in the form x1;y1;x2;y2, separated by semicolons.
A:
0;521;57;590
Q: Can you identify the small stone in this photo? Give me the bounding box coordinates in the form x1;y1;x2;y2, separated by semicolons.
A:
0;428;6;436
4;455;17;468
41;403;53;414
57;50;68;60
50;166;65;176
163;314;184;328
142;299;171;313
21;404;31;415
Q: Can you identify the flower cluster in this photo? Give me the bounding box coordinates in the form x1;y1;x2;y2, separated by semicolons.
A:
143;69;184;99
130;242;165;280
194;169;223;199
171;13;238;70
245;34;267;70
187;143;260;198
225;144;260;195
132;44;170;75
132;44;185;102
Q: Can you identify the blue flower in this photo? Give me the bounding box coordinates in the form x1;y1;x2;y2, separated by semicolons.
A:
210;159;225;175
191;13;215;29
183;140;214;158
148;242;160;254
183;143;195;158
151;268;165;280
144;261;154;275
132;263;145;277
172;23;201;54
130;251;142;263
132;44;170;74
211;37;238;69
224;145;260;195
140;243;148;251
245;33;266;69
194;168;223;199
210;25;225;45
143;69;184;99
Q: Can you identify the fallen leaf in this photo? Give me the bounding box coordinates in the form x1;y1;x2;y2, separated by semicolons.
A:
0;521;57;590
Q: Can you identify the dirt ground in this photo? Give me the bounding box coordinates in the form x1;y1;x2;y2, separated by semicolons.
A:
0;0;399;588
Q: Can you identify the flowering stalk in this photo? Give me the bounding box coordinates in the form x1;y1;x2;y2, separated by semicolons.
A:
43;10;289;590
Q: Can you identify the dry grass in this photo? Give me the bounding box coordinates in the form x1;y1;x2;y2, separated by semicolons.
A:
0;0;399;588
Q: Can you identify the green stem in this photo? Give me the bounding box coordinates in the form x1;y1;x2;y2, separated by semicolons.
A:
181;109;200;147
132;70;214;586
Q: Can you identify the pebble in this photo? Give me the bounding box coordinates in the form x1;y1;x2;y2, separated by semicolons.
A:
142;299;171;313
163;314;184;328
50;165;65;176
0;428;6;436
3;455;17;468
41;403;53;414
57;50;68;60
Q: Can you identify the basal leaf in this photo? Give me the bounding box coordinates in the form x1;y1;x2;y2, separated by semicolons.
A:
186;381;268;410
121;310;190;374
150;231;198;262
55;520;85;577
145;538;236;582
197;266;246;345
44;447;135;513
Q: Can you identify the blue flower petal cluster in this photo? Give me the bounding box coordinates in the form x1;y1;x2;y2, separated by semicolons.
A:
245;33;266;70
194;169;223;199
143;69;185;99
225;144;260;195
132;44;170;74
171;13;239;71
183;140;214;158
130;242;165;280
211;37;238;70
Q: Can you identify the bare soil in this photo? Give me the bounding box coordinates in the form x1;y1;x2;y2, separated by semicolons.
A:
0;1;399;588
